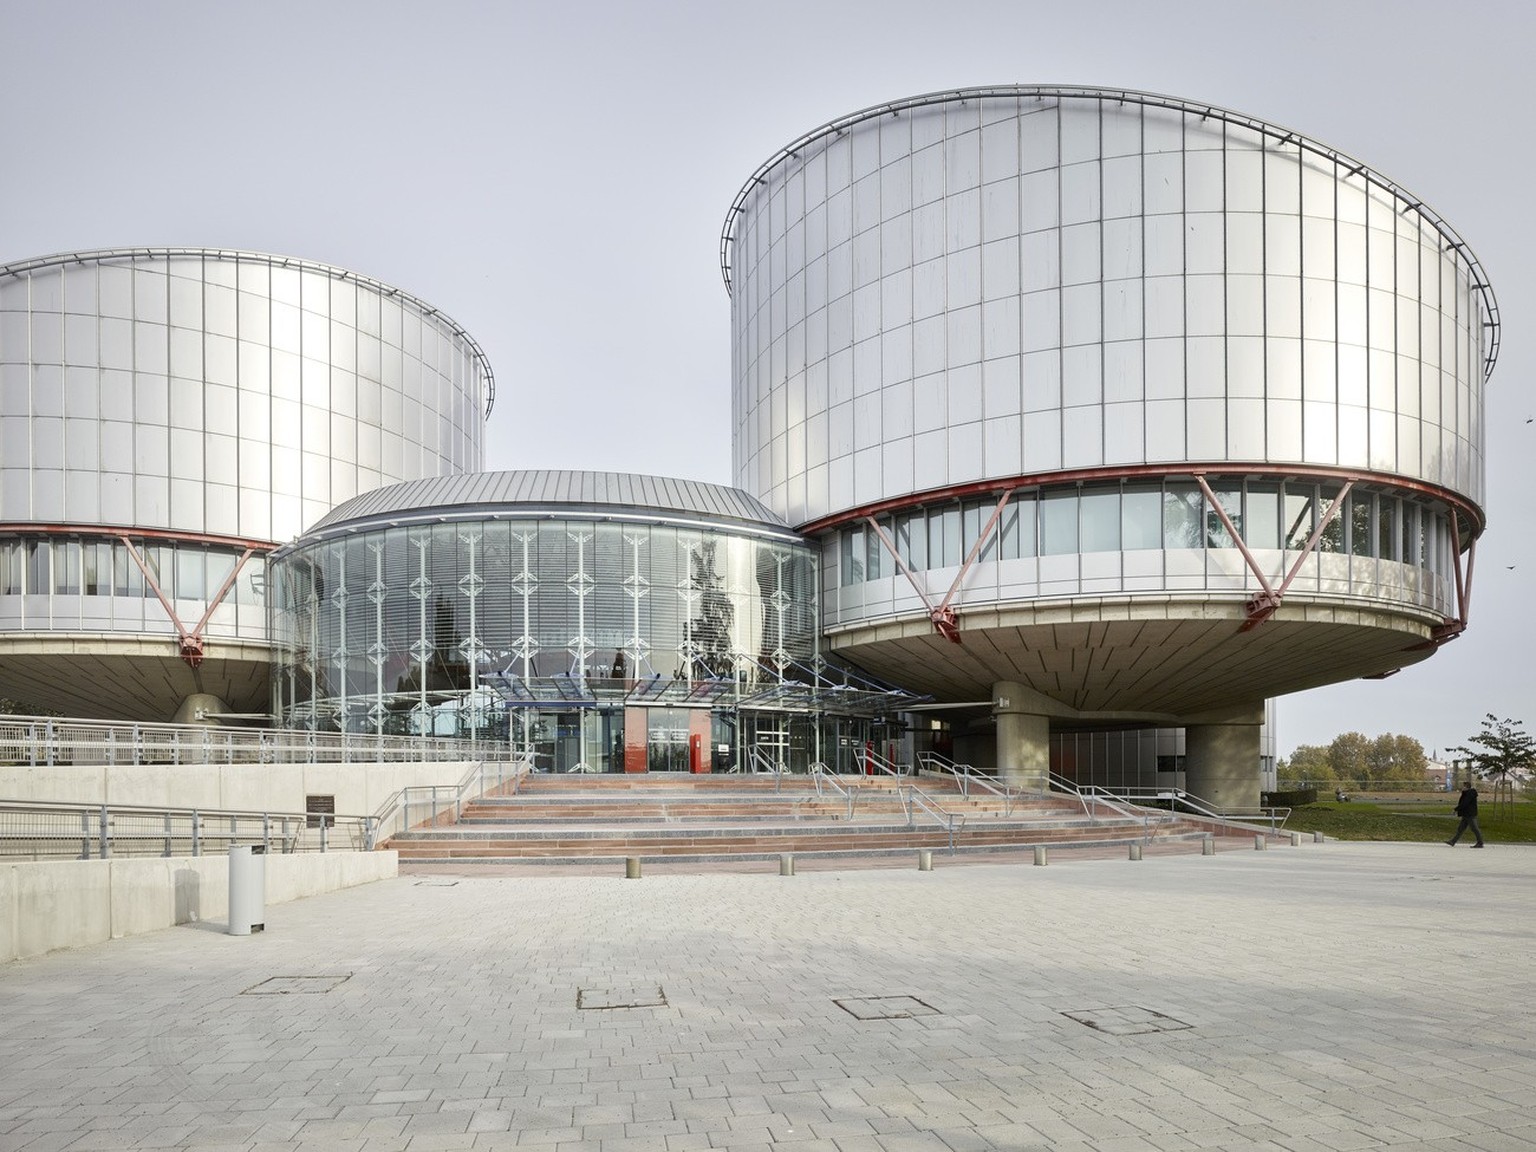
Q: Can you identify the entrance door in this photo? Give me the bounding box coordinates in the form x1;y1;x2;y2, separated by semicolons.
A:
646;708;691;772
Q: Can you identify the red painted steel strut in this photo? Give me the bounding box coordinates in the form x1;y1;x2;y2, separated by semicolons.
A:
865;488;1016;644
1201;478;1354;631
117;538;259;668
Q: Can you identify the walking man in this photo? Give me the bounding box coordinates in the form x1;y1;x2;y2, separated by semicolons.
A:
1448;780;1485;848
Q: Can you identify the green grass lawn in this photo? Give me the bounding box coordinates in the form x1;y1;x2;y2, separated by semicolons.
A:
1282;797;1536;843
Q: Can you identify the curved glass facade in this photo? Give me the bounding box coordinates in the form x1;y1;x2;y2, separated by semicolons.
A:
827;475;1460;628
724;88;1494;529
268;483;901;772
0;531;266;642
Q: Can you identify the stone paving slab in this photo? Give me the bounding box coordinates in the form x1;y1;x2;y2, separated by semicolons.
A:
1;842;1533;1151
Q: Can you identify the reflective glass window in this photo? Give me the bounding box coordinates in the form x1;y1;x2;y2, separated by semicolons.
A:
1244;483;1281;550
1205;487;1241;549
1317;487;1346;552
1079;488;1119;552
52;540;81;594
1122;487;1161;550
1283;485;1315;549
1348;492;1374;558
1163;484;1203;550
864;522;885;580
929;506;960;566
1040;492;1078;555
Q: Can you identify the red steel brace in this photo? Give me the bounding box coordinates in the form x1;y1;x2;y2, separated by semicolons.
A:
865;487;1016;644
118;537;258;668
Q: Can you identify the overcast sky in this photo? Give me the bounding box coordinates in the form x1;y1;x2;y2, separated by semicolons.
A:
2;0;1530;759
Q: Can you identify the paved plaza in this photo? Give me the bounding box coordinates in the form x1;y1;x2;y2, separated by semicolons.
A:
2;842;1535;1152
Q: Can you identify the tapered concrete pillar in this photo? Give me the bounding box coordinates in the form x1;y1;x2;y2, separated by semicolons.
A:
993;682;1050;791
1184;719;1262;810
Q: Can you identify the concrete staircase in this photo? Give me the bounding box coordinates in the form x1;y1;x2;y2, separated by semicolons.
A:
385;772;1222;866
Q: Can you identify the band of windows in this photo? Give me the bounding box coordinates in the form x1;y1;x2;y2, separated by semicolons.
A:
835;478;1456;585
0;533;265;605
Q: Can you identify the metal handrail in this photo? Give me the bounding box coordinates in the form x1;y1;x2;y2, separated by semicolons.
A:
371;758;533;846
899;785;965;853
0;715;515;768
918;752;1018;814
1048;776;1288;834
810;762;855;819
0;798;369;861
860;747;910;779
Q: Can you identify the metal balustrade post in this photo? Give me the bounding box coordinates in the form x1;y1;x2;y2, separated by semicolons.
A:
98;805;109;859
364;816;376;851
28;724;37;767
191;810;201;856
163;813;173;857
320;818;328;853
107;729;117;766
79;810;89;860
262;813;271;854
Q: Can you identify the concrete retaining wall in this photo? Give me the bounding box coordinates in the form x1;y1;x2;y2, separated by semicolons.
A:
0;850;398;963
0;760;481;818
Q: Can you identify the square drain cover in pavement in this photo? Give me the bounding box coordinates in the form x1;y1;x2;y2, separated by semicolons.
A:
577;985;667;1010
1062;1006;1192;1035
834;995;939;1020
242;975;351;996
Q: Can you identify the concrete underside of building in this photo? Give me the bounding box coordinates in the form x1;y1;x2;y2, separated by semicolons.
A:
825;598;1438;716
0;636;268;721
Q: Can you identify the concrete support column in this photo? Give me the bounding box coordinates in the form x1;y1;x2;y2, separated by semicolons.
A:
993;682;1050;791
1184;719;1263;811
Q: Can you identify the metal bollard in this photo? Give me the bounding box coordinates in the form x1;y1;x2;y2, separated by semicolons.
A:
1313;831;1325;843
1128;843;1142;861
1290;832;1302;847
1255;834;1267;851
625;857;642;879
1033;845;1048;867
917;849;933;871
1202;836;1216;856
779;853;795;876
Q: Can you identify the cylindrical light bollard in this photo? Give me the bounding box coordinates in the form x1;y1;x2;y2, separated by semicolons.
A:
1255;834;1267;851
1313;831;1325;843
625;857;642;879
779;853;795;876
1033;845;1048;867
1202;836;1216;856
917;849;933;871
1290;832;1303;847
1128;843;1143;861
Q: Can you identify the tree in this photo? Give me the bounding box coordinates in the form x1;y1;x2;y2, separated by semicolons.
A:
1364;733;1428;787
1279;744;1338;787
1449;714;1535;813
1328;732;1371;787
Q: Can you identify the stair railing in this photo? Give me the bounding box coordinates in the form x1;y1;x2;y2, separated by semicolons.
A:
371;757;534;847
809;762;855;819
917;752;1018;815
747;744;788;792
859;747;911;779
898;785;965;853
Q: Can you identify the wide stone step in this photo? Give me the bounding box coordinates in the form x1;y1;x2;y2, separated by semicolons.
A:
391;823;1207;860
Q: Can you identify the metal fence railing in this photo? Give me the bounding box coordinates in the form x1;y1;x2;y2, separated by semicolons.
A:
370;758;535;847
0;716;515;768
0;799;375;861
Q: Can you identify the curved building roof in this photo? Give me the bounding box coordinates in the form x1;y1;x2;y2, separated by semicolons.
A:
0;246;497;415
299;470;797;541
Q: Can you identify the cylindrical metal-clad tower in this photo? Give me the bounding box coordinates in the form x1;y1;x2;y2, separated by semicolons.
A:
0;248;494;719
721;87;1499;803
